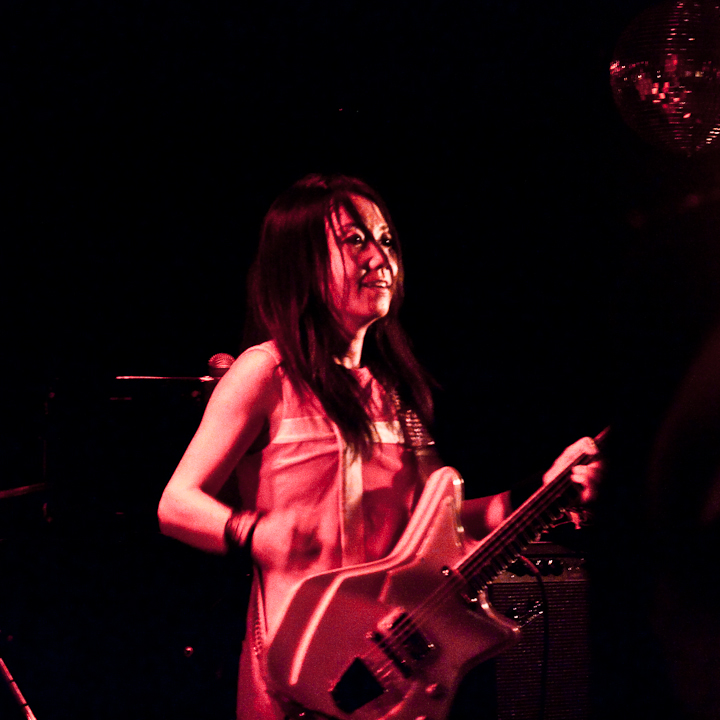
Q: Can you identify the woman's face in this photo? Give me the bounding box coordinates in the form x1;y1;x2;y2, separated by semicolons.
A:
325;194;399;337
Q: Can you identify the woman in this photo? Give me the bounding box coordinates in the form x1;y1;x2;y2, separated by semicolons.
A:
158;174;600;719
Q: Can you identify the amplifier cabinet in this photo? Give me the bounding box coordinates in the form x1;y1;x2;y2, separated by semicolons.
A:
485;542;590;720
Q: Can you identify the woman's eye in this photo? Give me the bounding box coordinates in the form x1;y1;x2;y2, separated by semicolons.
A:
346;233;365;246
380;235;394;248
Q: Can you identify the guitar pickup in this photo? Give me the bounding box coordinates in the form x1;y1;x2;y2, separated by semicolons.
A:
372;610;436;675
392;612;435;662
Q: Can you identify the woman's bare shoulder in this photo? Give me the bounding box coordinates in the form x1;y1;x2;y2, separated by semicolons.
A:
210;343;282;416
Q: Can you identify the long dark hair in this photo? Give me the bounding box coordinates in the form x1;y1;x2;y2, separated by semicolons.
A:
245;173;434;457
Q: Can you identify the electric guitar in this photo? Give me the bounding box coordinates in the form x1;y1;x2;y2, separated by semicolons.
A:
265;434;603;720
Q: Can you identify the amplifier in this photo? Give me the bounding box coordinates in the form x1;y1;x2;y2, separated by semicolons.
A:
485;541;590;720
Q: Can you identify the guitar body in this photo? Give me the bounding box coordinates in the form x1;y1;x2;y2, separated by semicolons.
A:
265;468;521;720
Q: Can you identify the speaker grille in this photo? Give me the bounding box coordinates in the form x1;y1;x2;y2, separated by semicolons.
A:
487;544;589;720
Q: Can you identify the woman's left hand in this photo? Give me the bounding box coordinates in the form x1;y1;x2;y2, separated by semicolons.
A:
543;436;603;505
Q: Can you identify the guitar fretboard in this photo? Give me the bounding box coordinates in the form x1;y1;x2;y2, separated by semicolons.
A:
459;464;584;591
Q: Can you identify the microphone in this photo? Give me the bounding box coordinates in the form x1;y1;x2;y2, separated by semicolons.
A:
207;353;235;379
203;353;236;403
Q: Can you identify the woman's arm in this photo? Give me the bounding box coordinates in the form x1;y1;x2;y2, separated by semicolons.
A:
461;492;513;540
461;436;602;540
157;349;281;554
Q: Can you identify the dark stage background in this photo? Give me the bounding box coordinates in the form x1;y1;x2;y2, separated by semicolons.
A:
4;1;720;718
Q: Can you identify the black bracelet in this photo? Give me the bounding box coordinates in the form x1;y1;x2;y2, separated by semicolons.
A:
224;510;260;554
509;473;543;510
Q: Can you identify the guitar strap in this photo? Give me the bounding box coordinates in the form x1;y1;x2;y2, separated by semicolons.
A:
394;395;437;489
334;400;435;567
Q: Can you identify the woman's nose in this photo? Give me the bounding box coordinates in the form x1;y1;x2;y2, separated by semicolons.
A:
365;239;391;269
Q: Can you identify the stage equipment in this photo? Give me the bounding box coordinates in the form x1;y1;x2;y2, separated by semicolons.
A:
0;658;37;720
610;0;720;155
486;542;589;720
207;352;235;378
46;352;235;532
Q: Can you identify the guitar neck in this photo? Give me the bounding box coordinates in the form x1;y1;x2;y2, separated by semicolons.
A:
459;435;603;591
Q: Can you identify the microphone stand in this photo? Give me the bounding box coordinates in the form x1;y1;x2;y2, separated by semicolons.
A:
0;658;37;720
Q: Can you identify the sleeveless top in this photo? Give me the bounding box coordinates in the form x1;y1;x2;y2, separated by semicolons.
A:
234;341;424;719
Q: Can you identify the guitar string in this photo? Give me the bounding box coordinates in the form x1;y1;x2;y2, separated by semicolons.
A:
357;463;584;678
358;504;565;680
344;435;605;687
360;496;572;681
